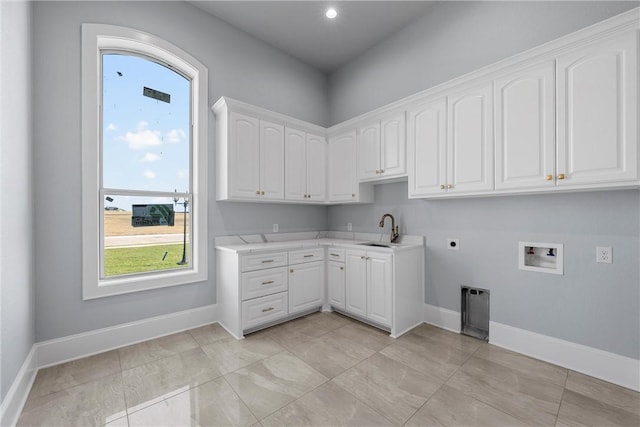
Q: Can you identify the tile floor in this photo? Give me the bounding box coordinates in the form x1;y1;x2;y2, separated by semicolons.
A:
17;312;640;426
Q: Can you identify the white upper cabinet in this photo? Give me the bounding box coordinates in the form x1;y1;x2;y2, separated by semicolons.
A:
228;112;261;199
305;133;327;201
285;127;326;202
407;98;447;197
225;112;284;200
447;81;494;193
357;113;406;181
328;131;374;203
495;60;555;190
259;120;286;200
557;31;638;186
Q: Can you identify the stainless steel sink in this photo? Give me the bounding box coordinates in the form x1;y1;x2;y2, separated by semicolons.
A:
358;242;399;248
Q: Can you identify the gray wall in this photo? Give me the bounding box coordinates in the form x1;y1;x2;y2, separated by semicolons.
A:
329;184;639;359
327;1;639;359
0;1;35;401
32;1;328;342
328;1;638;124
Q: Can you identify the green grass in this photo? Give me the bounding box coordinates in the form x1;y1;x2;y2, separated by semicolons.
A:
104;243;190;276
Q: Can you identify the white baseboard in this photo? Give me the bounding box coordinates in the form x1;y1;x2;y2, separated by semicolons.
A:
0;346;37;427
490;321;640;392
423;303;460;333
36;304;218;369
423;304;640;392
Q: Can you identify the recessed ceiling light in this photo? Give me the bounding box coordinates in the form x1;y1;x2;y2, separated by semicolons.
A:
325;8;337;19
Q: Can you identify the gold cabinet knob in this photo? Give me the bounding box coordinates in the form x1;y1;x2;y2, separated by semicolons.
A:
440;185;445;190
261;191;265;195
256;190;260;195
557;173;565;180
380;169;385;173
546;174;553;181
308;194;311;199
447;184;453;189
375;170;380;174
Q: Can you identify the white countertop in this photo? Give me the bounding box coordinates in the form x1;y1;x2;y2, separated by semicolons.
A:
215;232;424;254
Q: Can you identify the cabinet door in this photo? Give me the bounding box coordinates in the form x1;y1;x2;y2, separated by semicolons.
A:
495;61;555;190
448;82;494;193
366;252;393;327
557;32;637;185
407;98;447;197
259;120;285;200
230;112;260;199
288;261;324;315
327;261;346;310
345;250;367;317
380;113;406;178
284;127;307;201
306;133;326;202
358;122;381;180
328;131;358;202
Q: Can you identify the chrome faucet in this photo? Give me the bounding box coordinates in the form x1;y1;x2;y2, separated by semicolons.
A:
379;213;400;243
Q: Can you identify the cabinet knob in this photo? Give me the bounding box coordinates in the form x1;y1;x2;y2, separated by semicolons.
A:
447;184;453;189
352;193;356;197
261;191;265;195
361;256;365;260
290;269;294;273
557;173;565;180
340;266;344;270
546;174;553;181
308;194;311;199
380;169;384;173
256;190;260;195
440;185;445;190
376;170;381;174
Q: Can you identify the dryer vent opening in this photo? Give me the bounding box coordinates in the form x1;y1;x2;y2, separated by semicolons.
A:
461;286;489;341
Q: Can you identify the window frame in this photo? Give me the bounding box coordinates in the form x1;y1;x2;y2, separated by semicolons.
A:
81;23;208;300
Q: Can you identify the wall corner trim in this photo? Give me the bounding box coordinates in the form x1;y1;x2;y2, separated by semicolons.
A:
0;346;38;427
423;304;640;392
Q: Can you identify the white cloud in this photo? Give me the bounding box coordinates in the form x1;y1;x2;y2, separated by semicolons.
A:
143;170;156;179
106;123;118;131
177;169;188;179
165;128;186;144
141;152;160;163
119;121;162;150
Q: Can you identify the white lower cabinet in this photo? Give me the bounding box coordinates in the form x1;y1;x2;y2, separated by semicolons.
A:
217;247;324;338
289;260;324;315
327;248;346;310
345;250;392;327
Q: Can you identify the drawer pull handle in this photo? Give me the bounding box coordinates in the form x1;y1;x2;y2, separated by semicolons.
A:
261;260;274;263
330;253;340;257
261;280;274;285
303;254;314;258
262;307;275;313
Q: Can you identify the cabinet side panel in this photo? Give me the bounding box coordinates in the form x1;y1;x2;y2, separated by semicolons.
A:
216;250;241;338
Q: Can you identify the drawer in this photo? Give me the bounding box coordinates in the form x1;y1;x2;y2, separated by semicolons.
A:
242;292;288;330
241;252;287;272
241;267;288;301
326;248;345;262
289;248;325;265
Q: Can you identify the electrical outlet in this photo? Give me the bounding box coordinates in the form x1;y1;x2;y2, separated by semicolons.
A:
347;223;352;231
273;224;278;233
596;246;612;264
447;238;460;251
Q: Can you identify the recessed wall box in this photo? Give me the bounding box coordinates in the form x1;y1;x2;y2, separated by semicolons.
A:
519;242;563;275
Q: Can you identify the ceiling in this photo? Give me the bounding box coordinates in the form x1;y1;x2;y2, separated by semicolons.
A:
188;1;436;73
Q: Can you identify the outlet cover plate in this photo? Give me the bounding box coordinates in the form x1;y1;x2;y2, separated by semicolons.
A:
596;246;612;264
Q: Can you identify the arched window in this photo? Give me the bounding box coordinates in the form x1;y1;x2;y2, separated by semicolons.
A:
81;24;208;299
